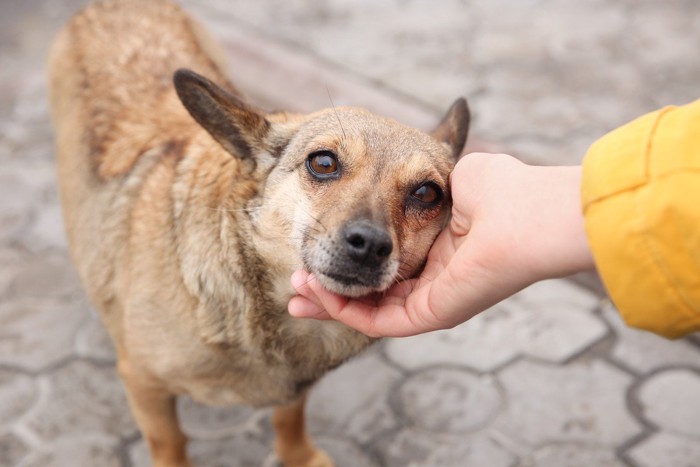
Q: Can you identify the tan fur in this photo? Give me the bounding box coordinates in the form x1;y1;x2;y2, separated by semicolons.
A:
49;1;468;466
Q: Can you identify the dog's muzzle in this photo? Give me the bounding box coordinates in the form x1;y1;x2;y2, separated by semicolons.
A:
310;218;397;295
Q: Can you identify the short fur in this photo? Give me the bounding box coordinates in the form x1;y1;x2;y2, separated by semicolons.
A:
48;1;469;466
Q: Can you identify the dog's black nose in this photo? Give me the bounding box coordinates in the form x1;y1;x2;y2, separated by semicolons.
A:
344;222;393;266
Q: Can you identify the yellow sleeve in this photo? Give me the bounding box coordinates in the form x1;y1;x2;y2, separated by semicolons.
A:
582;99;700;339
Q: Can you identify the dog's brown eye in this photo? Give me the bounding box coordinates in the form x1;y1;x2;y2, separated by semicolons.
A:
411;182;443;205
307;151;339;178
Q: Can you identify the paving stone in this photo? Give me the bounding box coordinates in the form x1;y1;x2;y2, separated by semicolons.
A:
0;297;89;371
493;360;641;447
130;431;270;467
188;0;700;166
0;432;29;467
313;437;381;467
18;436;121;467
627;432;700;467
636;369;700;438
7;253;82;301
11;76;49;126
307;348;402;444
22;196;68;253
376;429;516;467
0;248;25;298
385;279;605;371
0;369;38;430
602;302;700;374
0;169;36;245
397;367;502;434
190;434;272;467
519;442;627;467
185;1;443;132
189;0;480;109
24;360;137;442
178;395;255;439
73;312;117;363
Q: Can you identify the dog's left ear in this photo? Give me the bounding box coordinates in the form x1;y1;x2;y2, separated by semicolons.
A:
432;97;470;160
174;68;270;160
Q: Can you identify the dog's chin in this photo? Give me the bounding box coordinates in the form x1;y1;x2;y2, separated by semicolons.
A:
315;272;389;298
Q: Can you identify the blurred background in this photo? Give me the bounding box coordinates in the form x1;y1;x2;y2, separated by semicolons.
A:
1;1;699;466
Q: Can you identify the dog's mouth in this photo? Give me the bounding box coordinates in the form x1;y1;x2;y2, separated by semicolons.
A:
315;269;388;298
319;270;379;288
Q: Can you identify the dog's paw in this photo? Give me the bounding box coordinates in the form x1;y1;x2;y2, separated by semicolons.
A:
297;448;334;467
276;448;333;467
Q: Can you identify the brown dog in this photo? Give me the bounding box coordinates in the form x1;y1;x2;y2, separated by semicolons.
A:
48;1;469;465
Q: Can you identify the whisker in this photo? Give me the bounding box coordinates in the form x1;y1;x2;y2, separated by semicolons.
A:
326;86;347;140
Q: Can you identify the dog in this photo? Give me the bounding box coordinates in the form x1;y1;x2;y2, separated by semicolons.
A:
48;1;469;465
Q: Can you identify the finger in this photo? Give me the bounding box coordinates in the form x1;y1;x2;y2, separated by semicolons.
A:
302;274;350;319
290;270;325;309
288;295;333;320
305;277;435;338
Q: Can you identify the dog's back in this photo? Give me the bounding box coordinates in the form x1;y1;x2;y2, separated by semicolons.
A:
48;0;236;181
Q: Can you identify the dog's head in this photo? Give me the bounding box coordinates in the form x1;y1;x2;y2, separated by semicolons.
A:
175;69;469;298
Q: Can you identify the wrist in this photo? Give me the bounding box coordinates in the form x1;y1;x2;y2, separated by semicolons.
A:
528;165;595;279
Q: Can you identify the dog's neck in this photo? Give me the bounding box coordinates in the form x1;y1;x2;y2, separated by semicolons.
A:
172;137;299;342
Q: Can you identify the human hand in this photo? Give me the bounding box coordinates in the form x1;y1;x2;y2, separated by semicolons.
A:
288;153;595;337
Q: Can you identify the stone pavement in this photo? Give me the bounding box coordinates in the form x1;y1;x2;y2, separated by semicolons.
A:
1;0;700;466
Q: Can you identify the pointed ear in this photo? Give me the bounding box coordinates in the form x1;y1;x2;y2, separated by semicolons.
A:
432;97;470;160
173;68;269;159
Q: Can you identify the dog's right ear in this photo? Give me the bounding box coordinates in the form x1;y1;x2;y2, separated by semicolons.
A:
174;69;270;160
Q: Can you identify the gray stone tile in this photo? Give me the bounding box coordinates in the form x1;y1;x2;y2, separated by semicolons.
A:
21;196;68;253
130;432;271;467
376;429;516;467
184;1;443;131
0;370;38;430
178;395;255;440
314;437;381;467
602;302;700;374
187;0;700;166
133;419;378;467
0;432;29;467
17;436;121;467
396;368;502;434
7;253;82;301
627;432;700;467
493;360;641;447
307;348;402;444
636;369;700;438
23;360;137;442
0;169;36;245
73;312;117;363
385;279;605;372
188;0;479;110
0;248;25;297
189;434;271;467
0;297;89;371
519;443;627;467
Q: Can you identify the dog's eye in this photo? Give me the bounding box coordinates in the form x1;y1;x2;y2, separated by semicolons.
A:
307;151;339;178
411;182;443;206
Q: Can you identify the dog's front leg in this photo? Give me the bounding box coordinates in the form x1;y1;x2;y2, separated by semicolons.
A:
273;394;333;467
118;358;191;467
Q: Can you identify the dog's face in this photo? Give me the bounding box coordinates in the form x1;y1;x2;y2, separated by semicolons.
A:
175;69;469;297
